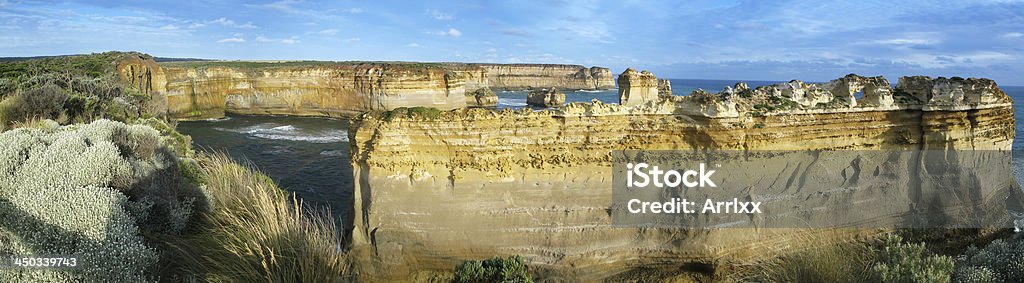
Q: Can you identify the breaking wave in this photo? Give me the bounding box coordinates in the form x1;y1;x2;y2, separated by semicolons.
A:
215;123;349;143
498;98;528;107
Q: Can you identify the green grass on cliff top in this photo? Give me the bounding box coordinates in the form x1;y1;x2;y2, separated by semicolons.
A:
0;51;142;80
158;60;450;69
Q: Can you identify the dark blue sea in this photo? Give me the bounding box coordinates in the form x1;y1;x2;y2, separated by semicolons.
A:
495;79;785;109
177;80;1024;227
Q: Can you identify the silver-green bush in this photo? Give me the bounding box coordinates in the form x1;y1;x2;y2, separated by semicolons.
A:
955;239;1024;283
871;234;955;283
0;119;202;282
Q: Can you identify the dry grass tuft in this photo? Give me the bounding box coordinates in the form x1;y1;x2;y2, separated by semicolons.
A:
169;153;348;282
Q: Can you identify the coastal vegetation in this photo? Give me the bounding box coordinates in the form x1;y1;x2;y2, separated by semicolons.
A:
0;52;157;130
2;52;1022;281
453;255;532;283
0;53;348;281
167;153;348;282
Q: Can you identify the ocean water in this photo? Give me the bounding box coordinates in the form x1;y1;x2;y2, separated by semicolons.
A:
496;79;784;109
176;115;354;227
177;81;1024;229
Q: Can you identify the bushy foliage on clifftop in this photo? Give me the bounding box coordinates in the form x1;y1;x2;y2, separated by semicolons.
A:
0;52;156;130
871;235;955;282
0;119;348;281
453;255;532;283
954;239;1024;282
0;119;204;282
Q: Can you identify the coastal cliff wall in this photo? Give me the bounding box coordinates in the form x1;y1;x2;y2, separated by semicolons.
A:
475;64;615;90
159;63;469;119
347;75;1017;281
118;57;618;120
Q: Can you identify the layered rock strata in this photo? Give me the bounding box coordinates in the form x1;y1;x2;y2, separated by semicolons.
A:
475;64;615;90
113;56;618;119
115;54;168;116
618;68;660;106
159;63;470;119
526;88;566;108
348;75;1016;281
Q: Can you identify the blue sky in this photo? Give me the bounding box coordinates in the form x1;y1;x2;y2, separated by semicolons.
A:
2;0;1023;85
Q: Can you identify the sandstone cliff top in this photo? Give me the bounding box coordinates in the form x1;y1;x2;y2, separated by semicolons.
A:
364;73;1014;122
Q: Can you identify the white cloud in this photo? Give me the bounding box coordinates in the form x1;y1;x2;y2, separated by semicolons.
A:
1002;32;1023;38
159;24;178;30
432;28;461;38
874;38;936;45
188;23;205;29
255;36;300;44
210;18;257;29
316;29;338;35
426;9;453;21
408;43;420;47
249;1;362;16
217;37;246;43
344;37;361;42
871;32;941;46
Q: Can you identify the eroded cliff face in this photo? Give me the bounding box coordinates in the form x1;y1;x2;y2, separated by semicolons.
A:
618;68;660;106
117;57;618;120
476;64;616;90
160;64;470;119
348;75;1016;281
115;54;168;116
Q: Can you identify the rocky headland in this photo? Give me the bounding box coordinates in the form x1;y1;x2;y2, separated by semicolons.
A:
474;63;615;90
113;56;617;120
347;74;1017;280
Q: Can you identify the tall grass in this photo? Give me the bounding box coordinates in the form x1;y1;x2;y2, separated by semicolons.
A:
752;241;874;282
169;153;348;282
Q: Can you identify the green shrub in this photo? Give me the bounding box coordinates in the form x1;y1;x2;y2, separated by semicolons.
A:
954;239;1024;282
3;83;68;122
453;255;532;283
0;119;203;282
408;106;442;119
0;52;159;127
871;235;954;283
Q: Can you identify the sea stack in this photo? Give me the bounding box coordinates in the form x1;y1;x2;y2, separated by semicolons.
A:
618;68;659;106
527;88;566;107
657;79;672;98
466;87;499;107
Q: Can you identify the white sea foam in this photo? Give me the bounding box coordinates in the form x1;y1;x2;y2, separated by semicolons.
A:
205;116;232;122
216;123;349;143
498;98;528;107
320;150;346;157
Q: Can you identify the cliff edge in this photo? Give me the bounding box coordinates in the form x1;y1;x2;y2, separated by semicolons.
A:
347;74;1016;281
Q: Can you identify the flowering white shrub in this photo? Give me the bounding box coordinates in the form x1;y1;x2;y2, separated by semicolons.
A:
0;119;202;282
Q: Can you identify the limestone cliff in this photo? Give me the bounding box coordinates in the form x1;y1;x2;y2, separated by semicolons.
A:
618;68;660;106
115;54;168;116
475;64;615;90
159;62;470;119
113;56;619;120
348;75;1016;281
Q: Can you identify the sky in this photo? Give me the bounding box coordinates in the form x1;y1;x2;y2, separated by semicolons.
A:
2;0;1024;85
